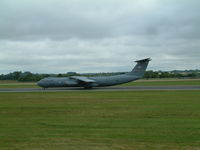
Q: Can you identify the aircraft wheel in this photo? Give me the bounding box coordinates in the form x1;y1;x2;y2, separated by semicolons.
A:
84;86;93;89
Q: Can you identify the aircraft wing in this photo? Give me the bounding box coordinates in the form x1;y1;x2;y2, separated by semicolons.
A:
70;76;96;83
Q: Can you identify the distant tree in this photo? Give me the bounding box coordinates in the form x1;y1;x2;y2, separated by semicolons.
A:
12;71;22;80
18;72;34;81
144;71;159;79
0;69;199;82
57;74;63;77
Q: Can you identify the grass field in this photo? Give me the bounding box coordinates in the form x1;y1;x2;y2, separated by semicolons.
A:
0;79;200;88
0;81;38;88
122;79;200;86
1;91;200;150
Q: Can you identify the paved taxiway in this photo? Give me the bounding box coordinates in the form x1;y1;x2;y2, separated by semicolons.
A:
0;85;200;92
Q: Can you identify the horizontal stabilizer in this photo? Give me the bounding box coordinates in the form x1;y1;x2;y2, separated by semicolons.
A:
135;58;151;63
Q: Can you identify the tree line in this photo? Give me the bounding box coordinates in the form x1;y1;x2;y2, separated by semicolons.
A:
0;70;199;82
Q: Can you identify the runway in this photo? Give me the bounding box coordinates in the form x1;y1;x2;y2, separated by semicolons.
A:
0;85;200;92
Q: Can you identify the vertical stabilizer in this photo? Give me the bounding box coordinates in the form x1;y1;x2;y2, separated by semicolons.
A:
127;58;151;77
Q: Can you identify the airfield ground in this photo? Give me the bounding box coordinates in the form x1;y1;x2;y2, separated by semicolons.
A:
0;78;200;88
123;78;200;86
0;79;200;150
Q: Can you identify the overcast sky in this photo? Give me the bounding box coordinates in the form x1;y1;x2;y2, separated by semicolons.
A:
0;0;199;74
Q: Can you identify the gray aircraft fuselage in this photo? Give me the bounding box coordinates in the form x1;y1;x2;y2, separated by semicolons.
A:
37;58;151;89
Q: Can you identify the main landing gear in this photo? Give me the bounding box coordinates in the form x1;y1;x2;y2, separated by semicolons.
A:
84;86;93;89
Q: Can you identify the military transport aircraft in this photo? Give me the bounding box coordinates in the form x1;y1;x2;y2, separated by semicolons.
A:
37;58;151;89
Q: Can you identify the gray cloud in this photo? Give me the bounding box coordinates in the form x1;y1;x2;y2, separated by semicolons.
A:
0;0;200;73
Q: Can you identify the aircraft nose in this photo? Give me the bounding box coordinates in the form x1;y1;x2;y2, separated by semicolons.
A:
37;80;44;87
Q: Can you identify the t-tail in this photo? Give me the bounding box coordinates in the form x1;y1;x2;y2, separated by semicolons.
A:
127;58;151;78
